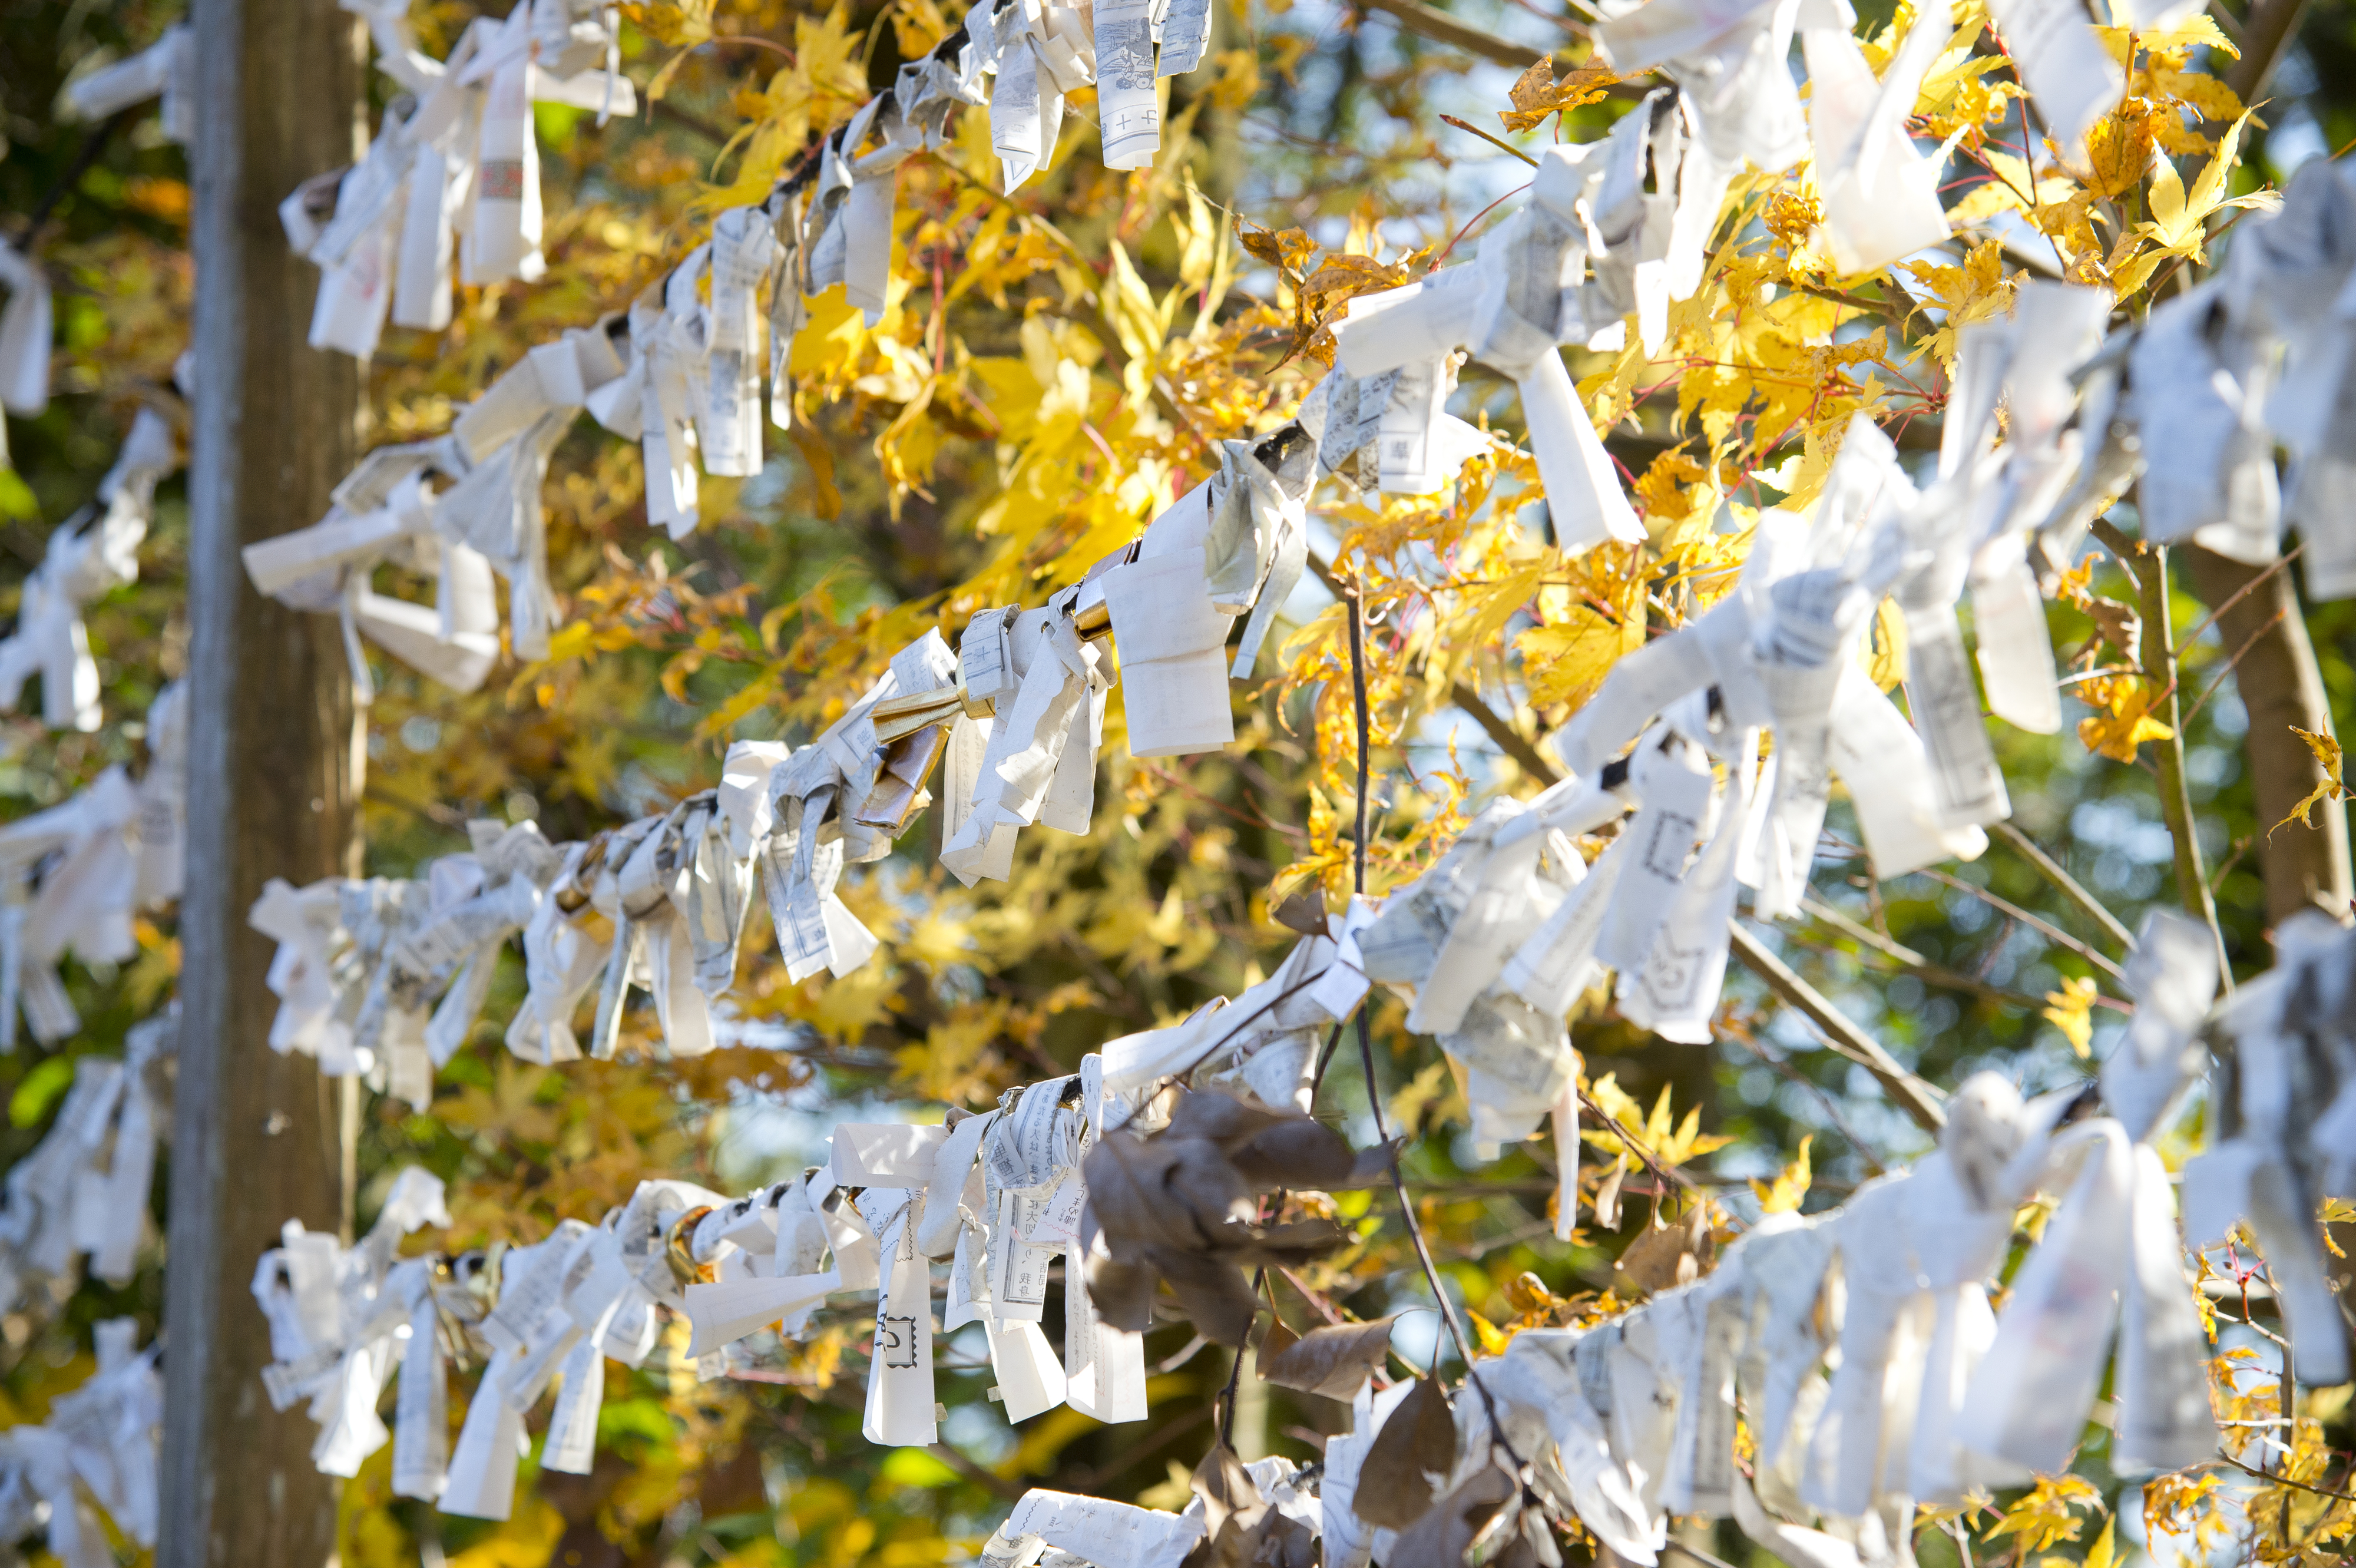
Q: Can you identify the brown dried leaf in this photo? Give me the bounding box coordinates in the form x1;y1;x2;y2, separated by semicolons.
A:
1256;1314;1300;1370
1355;1375;1459;1529
1162;1250;1266;1345
1386;1463;1516;1568
1083;1123;1253;1253
1258;1315;1398;1401
1184;1448;1319;1568
1507;57;1557;111
1611;1205;1715;1297
1235;219;1316;275
1192;1442;1262;1539
1500;61;1620;133
1296;255;1420;319
1272;890;1331;937
1592;1156;1626;1229
1166;1088;1386;1190
2083;596;2140;657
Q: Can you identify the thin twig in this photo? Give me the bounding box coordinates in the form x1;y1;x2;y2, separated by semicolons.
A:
1726;922;1948;1133
1797;895;2046;1010
1309;1020;1349;1105
1906;866;2128;983
1438;114;1542;167
1218;1272;1262;1450
1574;1090;1707;1195
1350;593;1372;896
1448;680;1563;783
15;109;136;249
2180;605;2288;730
1715;1025;1888;1177
2216;1451;2356;1506
2178;542;2303;651
1990;821;2138;953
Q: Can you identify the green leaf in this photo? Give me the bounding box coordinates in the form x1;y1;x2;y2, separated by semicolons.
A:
9;1056;76;1129
0;468;37;522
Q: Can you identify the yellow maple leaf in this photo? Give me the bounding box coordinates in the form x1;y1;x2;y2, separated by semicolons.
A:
2076;675;2174;763
1986;1476;2103;1554
624;0;713;48
1862;597;1907;690
1468;1309;1517;1355
2043;975;2100;1058
2094;15;2239;62
2319;1196;2356;1259
1903;239;2014;363
2135;112;2272;267
2084;1517;2117;1568
1751;1135;1814;1214
2081;111;2156;201
2273;725;2350;836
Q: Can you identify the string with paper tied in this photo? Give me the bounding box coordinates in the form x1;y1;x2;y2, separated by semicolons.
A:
237;78;2356;894
21;0;2356;1557
232;259;2124;1110
0;377;186;733
30;0;2356;700
257;895;2356;1543
252;1060;1354;1522
280;0;1220;366
239;407;1379;1099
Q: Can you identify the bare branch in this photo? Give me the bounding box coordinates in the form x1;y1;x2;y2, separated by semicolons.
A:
1991;822;2138;954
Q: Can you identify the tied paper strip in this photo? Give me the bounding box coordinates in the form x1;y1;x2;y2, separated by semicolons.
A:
864;1190;939;1446
1802;0;1960;275
0;406;178;731
982;1491;1206;1568
0;243;50;467
1103;485;1236;758
1957;1120;2215;1475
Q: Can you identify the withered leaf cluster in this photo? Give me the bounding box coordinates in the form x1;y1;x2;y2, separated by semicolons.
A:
1183;1445;1318;1568
1389;1465;1562;1568
1081;1088;1392;1345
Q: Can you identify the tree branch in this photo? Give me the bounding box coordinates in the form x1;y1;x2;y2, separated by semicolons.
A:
2094;519;2233;983
1350;0;1572;66
2226;0;2311;100
2179;542;2351;928
1990;821;2138;954
1726;923;1948;1133
1796;895;2046;1010
1448;680;1561;782
1907;864;2127;982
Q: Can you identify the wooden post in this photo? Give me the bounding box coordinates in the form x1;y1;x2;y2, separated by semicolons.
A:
159;0;365;1556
